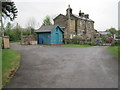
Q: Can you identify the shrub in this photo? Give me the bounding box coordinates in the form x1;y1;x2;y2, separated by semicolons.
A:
72;36;82;44
111;41;120;46
4;29;21;41
90;40;96;46
4;28;36;42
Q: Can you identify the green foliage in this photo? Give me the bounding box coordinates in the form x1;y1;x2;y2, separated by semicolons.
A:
90;40;96;46
101;34;111;43
22;30;30;36
72;36;82;44
10;40;21;43
4;28;21;41
4;22;36;42
118;30;120;36
6;22;13;30
22;28;35;36
2;49;20;87
111;41;120;46
106;28;118;37
42;16;52;26
108;46;119;58
31;28;35;35
2;1;18;21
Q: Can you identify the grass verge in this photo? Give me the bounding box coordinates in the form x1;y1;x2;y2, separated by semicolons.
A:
2;49;20;88
10;40;21;43
0;37;2;89
108;46;120;59
60;44;92;47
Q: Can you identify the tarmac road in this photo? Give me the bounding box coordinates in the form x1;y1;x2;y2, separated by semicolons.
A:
6;43;118;88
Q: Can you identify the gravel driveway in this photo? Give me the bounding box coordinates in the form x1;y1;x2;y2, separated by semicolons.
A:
6;43;118;88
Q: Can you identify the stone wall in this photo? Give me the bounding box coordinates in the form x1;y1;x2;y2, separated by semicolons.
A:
54;15;67;28
54;14;67;38
21;35;37;45
54;14;97;40
69;20;76;38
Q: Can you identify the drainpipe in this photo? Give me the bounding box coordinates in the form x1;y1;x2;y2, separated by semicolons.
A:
67;5;71;43
84;20;87;44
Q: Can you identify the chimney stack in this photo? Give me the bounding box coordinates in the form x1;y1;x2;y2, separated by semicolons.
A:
85;14;89;19
79;10;82;16
81;12;84;17
66;5;72;16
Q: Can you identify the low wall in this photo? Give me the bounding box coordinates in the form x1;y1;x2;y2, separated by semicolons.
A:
21;35;37;45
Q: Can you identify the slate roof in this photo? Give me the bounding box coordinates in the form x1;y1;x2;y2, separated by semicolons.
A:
54;14;94;22
72;14;94;22
35;25;56;33
99;31;110;35
53;14;66;20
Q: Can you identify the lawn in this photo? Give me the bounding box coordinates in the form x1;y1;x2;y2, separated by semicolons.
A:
2;49;20;88
60;44;92;47
108;46;119;58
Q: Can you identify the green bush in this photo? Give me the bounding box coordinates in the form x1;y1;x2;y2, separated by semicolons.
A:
22;30;31;36
4;28;36;42
90;40;96;46
111;41;120;46
72;36;82;44
4;29;21;41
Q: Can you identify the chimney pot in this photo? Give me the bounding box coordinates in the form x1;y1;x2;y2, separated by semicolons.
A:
79;10;82;16
85;14;89;19
81;12;84;17
66;5;72;16
68;5;70;8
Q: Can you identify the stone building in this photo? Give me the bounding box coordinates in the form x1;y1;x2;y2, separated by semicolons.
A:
54;5;99;40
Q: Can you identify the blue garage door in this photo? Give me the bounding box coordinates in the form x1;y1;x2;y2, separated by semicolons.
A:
38;38;43;44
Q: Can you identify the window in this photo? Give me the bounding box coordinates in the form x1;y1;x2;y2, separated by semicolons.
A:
70;34;73;39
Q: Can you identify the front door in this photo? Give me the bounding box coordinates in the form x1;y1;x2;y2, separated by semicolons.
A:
39;38;43;44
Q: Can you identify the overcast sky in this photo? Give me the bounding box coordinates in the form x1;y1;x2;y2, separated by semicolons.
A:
118;1;120;30
12;0;119;31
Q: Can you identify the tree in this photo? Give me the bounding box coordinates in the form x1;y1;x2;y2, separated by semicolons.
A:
5;22;13;38
118;30;120;36
42;16;52;26
4;23;21;41
6;22;13;30
2;1;18;21
72;35;82;44
106;28;118;37
26;17;37;35
1;0;18;36
26;17;36;29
